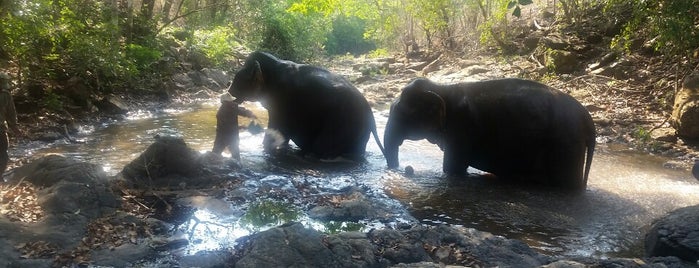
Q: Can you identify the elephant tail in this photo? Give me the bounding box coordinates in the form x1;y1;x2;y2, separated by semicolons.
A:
370;113;387;159
583;134;595;186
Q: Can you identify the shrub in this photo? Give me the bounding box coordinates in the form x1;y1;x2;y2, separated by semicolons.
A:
190;26;240;67
325;15;376;55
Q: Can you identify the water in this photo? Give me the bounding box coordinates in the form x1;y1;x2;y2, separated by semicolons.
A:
9;101;699;259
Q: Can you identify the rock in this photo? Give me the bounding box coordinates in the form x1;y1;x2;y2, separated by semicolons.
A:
590;59;633;80
692;160;699;180
545;49;579;74
0;155;120;267
650;127;677;143
9;155;119;221
463;65;490;76
523;36;541;51
645;205;699;262
308;192;384;221
186;50;210;70
671;72;699;139
405;165;415;176
539;260;586;268
234;222;378;267
121;135;202;187
172;72;194;89
62;76;92;107
96;94;129;115
587;52;619;71
201;68;229;89
369;225;551;267
542;35;570;50
233;222;551;267
119;136;235;189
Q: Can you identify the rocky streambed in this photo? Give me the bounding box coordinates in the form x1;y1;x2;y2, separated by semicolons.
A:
0;134;694;267
2;53;699;267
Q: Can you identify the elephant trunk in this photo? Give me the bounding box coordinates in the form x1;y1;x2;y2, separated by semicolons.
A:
384;118;402;169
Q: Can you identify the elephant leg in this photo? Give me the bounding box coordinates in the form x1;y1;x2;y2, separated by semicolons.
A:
548;140;587;190
262;114;289;152
442;146;468;175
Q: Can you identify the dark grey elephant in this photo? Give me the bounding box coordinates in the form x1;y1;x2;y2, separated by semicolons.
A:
384;78;596;190
229;51;384;161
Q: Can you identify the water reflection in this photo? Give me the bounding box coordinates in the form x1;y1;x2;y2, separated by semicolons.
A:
10;102;699;259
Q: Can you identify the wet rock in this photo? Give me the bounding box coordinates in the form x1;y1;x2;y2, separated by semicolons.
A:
539;260;586;267
692;160;699;180
234;222;377;267
645;205;699;262
370;225;551;267
120;136;237;189
233;222;552;267
671;72;699;139
95;94;129;115
121;135;202;188
308;192;385;221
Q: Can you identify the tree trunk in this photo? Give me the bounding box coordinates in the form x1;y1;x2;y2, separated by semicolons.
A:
161;0;173;22
141;0;155;20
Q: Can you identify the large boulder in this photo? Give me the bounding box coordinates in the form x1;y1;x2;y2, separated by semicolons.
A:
9;154;119;222
121;135;202;188
120;136;238;189
671;72;699;139
0;155;119;267
645;205;699;262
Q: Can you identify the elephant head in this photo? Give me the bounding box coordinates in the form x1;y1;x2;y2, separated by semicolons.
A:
228;52;267;103
385;78;447;168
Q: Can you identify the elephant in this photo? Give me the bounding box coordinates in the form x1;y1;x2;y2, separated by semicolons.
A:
229;51;385;161
384;78;596;190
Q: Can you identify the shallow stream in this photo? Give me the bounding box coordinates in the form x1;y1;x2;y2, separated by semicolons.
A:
9;101;699;259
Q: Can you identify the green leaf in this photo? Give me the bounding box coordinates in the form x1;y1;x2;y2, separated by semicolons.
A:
519;0;533;5
507;1;517;9
512;6;521;17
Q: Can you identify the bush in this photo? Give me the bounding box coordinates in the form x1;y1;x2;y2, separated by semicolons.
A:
325;15;376;55
606;0;699;58
251;2;329;62
190;26;240;67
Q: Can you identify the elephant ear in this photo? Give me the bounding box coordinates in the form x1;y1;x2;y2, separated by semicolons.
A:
409;90;447;131
252;60;264;85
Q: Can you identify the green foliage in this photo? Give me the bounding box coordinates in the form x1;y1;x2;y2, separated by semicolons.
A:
367;48;390;58
606;0;699;58
125;44;162;71
249;1;330;62
190;26;239;67
0;0;167;93
632;126;652;145
325;15;376;55
40;92;64;111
